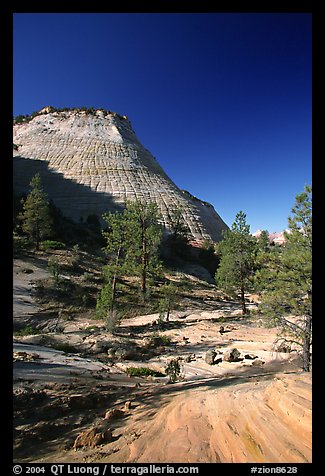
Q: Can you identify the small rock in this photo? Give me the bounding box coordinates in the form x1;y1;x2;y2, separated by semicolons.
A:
177;313;187;319
205;350;217;365
123;401;132;411
184;353;196;363
143;336;166;349
223;348;243;362
219;326;225;334
225;325;237;331
73;424;113;449
251;359;265;366
244;353;258;360
22;268;34;274
104;408;125;421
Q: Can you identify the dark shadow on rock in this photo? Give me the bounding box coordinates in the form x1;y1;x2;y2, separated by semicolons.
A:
13;156;124;224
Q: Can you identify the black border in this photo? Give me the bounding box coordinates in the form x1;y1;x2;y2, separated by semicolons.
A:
3;1;321;473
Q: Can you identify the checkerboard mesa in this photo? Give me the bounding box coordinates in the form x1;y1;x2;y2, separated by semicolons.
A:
13;106;228;243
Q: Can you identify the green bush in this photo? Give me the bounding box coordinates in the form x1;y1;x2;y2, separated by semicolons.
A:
13;326;40;336
47;258;62;287
105;309;121;334
158;283;179;322
41;240;66;250
13;234;31;254
95;284;114;319
125;367;165;377
165;358;182;383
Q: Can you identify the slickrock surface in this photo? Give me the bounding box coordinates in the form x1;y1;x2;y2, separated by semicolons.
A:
110;372;311;463
13;257;312;464
13;108;228;242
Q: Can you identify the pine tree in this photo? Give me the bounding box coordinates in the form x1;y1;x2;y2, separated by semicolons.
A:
18;173;52;250
168;208;190;243
158;283;179;322
100;200;163;307
125;200;163;296
215;211;256;315
257;185;312;371
101;209;132;311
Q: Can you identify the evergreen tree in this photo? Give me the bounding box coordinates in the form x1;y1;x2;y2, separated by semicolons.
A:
125;200;163;296
100;200;163;308
158;283;179;322
215;211;256;315
168;208;190;243
257;230;271;252
18;173;52;250
257;185;312;371
101;209;132;311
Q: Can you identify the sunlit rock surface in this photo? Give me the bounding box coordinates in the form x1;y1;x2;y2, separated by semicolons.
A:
13;107;228;242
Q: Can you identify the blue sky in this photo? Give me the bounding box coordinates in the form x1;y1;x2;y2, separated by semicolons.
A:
13;13;312;232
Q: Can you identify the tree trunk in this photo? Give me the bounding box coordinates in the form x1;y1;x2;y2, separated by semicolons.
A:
111;275;117;311
141;226;147;295
141;257;147;295
302;314;312;372
111;247;121;311
240;286;247;315
240;270;247;315
166;308;170;322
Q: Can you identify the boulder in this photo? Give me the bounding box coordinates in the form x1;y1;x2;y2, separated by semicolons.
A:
251;359;265;366
104;408;125;421
223;348;243;362
73;424;113;449
205;350;217;365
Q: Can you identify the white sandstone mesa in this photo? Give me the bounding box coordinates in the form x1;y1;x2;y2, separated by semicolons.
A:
13;106;228;242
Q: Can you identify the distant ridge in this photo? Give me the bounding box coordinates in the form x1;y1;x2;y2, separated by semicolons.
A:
253;229;289;245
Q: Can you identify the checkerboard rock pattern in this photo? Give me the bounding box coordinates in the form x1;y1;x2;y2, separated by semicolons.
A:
13;107;228;242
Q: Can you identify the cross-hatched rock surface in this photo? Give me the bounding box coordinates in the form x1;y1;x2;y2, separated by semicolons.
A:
13;107;228;242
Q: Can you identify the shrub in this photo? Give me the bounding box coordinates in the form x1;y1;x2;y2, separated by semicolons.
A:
125;367;165;378
41;240;66;250
95;284;114;319
47;258;62;287
158;283;179;322
13;234;30;254
105;309;121;334
82;272;94;282
13;326;40;336
165;358;182;383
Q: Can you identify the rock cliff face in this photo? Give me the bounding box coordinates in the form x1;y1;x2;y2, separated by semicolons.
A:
13;107;228;242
